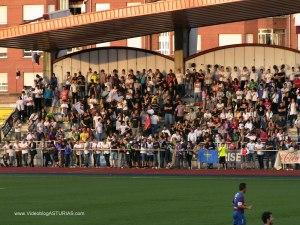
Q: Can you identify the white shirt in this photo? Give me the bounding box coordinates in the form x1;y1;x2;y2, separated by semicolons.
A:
91;142;98;152
120;124;129;135
255;142;264;155
175;73;184;84
146;142;154;155
264;72;273;83
34;88;43;98
246;142;255;154
140;142;147;154
226;112;233;121
16;99;24;111
20;142;29;154
251;91;258;102
95;122;103;133
236;90;243;100
101;142;111;154
188;131;197;144
240;70;249;81
36;122;44;133
250;71;258;82
13;143;20;152
171;133;181;142
151;115;159;125
83;142;90;154
245;121;253;130
203;112;212;120
74;143;83;156
231;71;240;81
161;129;171;137
96;142;103;154
289;102;297;115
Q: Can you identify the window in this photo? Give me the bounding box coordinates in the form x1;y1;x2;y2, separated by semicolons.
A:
273;29;285;46
159;32;170;55
219;34;242;46
0;73;8;92
96;42;111;47
0;6;7;25
59;0;69;10
96;3;110;11
127;2;142;7
295;14;300;26
23;72;43;87
245;34;254;43
258;29;272;45
127;37;142;48
23;5;44;21
197;35;202;52
23;50;42;58
69;7;81;15
48;5;55;13
258;29;285;46
0;47;7;58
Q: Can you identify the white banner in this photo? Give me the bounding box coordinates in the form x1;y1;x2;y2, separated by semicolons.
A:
274;150;300;170
226;152;241;162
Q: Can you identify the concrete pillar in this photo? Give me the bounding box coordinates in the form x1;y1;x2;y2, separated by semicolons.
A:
174;27;189;73
42;51;55;83
189;28;198;56
174;27;197;72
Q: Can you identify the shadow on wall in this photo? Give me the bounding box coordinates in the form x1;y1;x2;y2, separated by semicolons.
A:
53;47;175;82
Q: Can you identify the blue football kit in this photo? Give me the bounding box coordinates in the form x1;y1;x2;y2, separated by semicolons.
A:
232;192;246;225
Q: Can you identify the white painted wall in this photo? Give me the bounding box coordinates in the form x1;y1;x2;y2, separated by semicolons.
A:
53;48;174;82
186;45;300;71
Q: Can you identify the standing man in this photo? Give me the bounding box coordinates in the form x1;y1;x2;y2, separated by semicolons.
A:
232;183;252;225
218;140;228;170
261;211;274;225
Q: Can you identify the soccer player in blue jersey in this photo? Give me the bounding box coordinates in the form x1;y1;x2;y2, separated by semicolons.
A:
261;211;274;225
232;183;252;225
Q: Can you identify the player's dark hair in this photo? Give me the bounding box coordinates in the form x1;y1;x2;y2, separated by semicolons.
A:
261;211;272;223
239;183;246;191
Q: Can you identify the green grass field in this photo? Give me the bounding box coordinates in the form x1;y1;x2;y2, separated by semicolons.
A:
0;175;299;225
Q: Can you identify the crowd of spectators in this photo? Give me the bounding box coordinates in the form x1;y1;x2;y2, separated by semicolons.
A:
1;63;300;169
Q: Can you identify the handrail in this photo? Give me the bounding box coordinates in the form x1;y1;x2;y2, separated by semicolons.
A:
0;109;19;140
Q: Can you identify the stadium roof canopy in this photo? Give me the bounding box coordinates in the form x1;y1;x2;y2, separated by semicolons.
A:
1;0;300;51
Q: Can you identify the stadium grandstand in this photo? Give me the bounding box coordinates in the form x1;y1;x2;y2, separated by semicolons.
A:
1;45;300;170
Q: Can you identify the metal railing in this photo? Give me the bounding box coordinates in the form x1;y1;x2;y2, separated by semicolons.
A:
0;146;290;169
0;109;19;141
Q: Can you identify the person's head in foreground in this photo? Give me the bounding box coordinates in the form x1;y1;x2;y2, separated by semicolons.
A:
261;211;273;225
239;183;247;193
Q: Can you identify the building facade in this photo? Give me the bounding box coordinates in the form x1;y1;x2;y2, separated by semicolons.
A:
0;0;300;96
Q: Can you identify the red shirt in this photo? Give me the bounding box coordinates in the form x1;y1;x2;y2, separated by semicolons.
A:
60;89;69;101
263;100;271;110
294;78;300;88
259;131;268;143
241;148;248;156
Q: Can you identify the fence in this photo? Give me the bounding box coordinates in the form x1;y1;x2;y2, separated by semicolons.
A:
0;145;293;170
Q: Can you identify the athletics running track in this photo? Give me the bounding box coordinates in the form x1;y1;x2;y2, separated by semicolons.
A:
0;167;300;177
